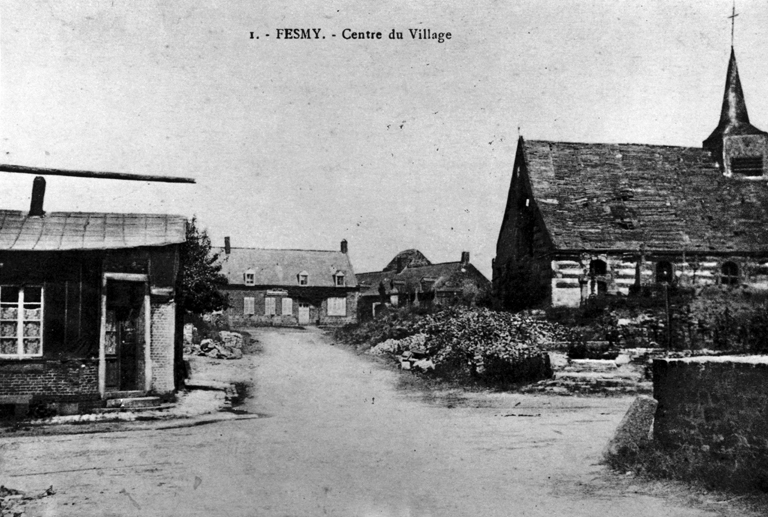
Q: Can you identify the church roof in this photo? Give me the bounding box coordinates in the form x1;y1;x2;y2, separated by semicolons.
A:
520;138;768;252
704;48;767;149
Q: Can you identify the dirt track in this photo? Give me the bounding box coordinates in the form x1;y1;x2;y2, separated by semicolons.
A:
0;328;751;516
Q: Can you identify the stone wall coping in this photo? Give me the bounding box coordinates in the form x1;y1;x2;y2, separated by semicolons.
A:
656;355;768;365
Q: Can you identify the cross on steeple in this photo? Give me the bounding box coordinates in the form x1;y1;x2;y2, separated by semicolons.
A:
728;1;739;47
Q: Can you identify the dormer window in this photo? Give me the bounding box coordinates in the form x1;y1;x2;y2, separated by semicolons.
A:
334;271;345;287
244;269;255;286
298;271;309;286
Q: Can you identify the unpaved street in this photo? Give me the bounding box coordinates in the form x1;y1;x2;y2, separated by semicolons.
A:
0;328;744;516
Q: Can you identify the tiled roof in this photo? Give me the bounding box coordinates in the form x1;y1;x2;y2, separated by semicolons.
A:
357;261;489;297
218;248;358;287
0;210;187;250
522;139;768;252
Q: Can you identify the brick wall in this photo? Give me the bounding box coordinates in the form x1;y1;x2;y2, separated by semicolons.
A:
225;288;358;326
653;356;768;472
0;359;99;401
150;300;176;394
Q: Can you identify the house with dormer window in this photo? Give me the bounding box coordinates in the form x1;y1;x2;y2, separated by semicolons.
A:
493;48;768;309
218;239;359;326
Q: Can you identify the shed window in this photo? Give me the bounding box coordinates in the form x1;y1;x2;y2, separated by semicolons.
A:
243;297;255;315
264;297;276;315
731;156;764;176
327;297;347;316
721;262;740;286
0;285;43;357
656;261;673;284
244;269;256;286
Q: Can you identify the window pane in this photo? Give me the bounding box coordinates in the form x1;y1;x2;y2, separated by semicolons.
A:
1;322;16;337
1;286;19;304
23;338;41;355
24;287;42;304
0;339;16;354
265;297;275;315
24;308;41;320
0;307;17;320
23;322;41;337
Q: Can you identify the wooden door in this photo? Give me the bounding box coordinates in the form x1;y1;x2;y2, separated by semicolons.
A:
105;281;144;391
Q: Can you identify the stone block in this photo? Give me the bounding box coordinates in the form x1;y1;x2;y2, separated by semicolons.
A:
604;395;658;459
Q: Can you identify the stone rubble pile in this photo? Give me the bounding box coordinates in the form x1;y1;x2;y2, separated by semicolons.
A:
1;485;55;517
183;324;244;360
367;334;435;372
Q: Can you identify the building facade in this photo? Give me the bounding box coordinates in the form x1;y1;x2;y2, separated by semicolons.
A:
493;49;768;309
357;249;490;319
0;202;186;416
219;239;359;326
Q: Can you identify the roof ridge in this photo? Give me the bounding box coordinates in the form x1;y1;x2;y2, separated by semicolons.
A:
525;139;705;150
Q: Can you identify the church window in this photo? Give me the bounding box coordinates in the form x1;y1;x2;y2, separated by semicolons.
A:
656;261;673;284
721;262;740;286
589;260;607;276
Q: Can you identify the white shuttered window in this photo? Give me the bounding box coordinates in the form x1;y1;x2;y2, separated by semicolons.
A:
243;297;255;315
327;297;347;316
282;298;293;316
265;297;276;316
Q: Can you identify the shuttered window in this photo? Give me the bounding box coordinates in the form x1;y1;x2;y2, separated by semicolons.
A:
243;297;255;315
282;298;293;316
265;297;276;316
327;297;347;316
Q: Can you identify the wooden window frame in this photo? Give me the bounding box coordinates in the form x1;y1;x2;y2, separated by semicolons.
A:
0;285;44;358
327;297;347;316
243;296;255;315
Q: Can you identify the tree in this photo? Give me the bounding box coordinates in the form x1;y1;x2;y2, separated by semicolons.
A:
177;217;229;315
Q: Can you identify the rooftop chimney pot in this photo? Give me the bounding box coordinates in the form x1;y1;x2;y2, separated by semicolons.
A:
341;239;348;254
29;176;46;217
224;236;231;255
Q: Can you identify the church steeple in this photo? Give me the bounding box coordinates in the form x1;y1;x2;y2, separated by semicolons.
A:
703;47;768;177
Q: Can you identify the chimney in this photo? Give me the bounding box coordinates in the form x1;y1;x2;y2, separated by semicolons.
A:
224;236;231;255
340;239;348;254
29;176;46;217
461;251;470;265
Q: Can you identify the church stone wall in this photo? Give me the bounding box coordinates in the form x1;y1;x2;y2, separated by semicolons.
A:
549;253;768;307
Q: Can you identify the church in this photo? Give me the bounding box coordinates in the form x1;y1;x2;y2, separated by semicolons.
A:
492;47;768;309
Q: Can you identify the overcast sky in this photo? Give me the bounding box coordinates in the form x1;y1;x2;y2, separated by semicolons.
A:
2;1;768;278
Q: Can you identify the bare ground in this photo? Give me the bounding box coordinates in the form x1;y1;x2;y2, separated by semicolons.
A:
0;327;760;516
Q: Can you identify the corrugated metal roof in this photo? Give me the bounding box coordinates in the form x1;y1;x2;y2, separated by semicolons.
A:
218;247;358;287
0;210;187;251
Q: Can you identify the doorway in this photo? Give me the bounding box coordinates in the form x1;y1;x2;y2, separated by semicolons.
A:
298;302;311;325
104;281;145;392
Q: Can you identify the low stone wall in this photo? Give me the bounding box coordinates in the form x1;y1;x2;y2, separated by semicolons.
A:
653;356;768;486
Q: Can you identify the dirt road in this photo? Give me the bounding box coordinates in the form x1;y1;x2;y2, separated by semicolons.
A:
0;328;746;516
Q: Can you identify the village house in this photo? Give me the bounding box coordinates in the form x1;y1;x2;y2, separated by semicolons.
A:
0;175;189;418
357;249;490;319
493;48;768;309
218;239;359;326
